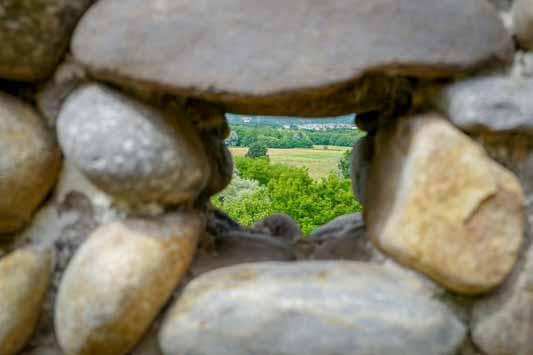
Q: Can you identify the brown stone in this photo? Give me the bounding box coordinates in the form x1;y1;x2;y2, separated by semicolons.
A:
0;92;61;235
201;134;234;197
365;113;524;294
513;0;533;50
55;211;204;355
0;246;55;355
72;0;511;116
350;135;374;205
0;0;93;81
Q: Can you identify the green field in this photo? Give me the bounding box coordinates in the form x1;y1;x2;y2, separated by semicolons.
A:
229;145;350;179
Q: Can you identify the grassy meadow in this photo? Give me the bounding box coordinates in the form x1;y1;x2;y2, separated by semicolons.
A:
229;145;350;179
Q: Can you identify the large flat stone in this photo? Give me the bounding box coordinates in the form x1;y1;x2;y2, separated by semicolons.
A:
437;75;533;136
72;0;512;116
159;261;465;355
0;0;93;81
365;113;524;294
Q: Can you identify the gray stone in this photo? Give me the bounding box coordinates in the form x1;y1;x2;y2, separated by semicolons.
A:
189;231;295;277
513;0;533;50
351;135;374;205
57;84;210;206
512;51;533;78
472;245;533;355
252;213;303;241
0;0;93;81
438;75;533;136
205;206;245;236
309;213;364;239
488;0;514;10
72;0;511;116
159;261;466;355
308;213;379;261
0;92;61;235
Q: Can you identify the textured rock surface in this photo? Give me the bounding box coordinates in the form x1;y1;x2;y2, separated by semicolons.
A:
57;84;210;205
55;212;203;355
0;246;54;355
350;135;374;205
73;0;511;116
14;161;122;355
252;213;303;241
438;75;533;135
0;0;93;81
472;134;533;223
472;245;533;355
468;130;533;355
309;213;380;261
365;113;524;294
36;58;88;128
513;0;533;50
309;213;364;239
488;0;515;10
160;261;465;355
201;134;233;197
512;51;533;78
189;231;295;277
0;92;61;234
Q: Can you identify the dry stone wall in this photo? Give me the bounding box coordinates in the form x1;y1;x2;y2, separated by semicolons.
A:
0;0;532;354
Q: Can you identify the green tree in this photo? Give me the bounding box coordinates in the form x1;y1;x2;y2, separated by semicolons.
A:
337;149;351;178
213;173;261;206
246;142;268;158
229;125;363;148
212;174;274;225
218;187;273;226
214;157;361;234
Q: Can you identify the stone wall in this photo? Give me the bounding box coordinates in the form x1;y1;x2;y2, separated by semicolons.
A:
0;0;532;354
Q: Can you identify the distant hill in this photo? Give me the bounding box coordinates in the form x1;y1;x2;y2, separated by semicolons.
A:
226;113;355;126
